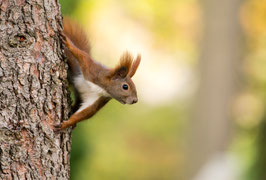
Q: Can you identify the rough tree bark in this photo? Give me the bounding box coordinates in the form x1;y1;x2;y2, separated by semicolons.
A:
0;0;71;179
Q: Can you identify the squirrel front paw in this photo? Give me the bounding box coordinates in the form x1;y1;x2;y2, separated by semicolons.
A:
60;32;74;50
53;122;76;132
53;123;62;132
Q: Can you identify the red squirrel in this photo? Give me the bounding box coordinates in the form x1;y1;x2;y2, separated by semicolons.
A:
54;17;141;131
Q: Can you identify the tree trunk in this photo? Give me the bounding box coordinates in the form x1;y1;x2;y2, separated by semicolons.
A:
187;0;242;179
0;0;71;179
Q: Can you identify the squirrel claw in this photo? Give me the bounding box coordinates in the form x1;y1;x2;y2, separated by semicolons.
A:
60;32;67;44
60;32;69;46
53;123;76;132
60;33;73;49
60;32;66;39
53;124;62;132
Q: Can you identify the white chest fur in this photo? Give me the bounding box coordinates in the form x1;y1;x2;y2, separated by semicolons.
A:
74;74;110;112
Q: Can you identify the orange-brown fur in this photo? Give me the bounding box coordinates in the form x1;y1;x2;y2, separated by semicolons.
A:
63;17;91;54
54;17;141;131
110;52;133;76
63;17;91;76
59;97;111;129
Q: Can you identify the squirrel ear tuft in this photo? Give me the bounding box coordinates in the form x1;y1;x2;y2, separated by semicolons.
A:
113;66;129;79
109;51;133;79
129;54;141;77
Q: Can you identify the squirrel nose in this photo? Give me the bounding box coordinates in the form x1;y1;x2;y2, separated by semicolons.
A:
132;98;138;104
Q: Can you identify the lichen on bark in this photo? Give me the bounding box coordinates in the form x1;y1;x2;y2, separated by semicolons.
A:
0;0;71;179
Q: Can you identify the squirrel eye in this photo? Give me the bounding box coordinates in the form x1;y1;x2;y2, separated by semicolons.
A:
122;84;128;90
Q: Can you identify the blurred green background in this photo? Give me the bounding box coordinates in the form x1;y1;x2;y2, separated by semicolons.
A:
59;0;266;179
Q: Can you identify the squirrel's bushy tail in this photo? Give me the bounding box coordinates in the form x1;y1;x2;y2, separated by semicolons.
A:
63;17;91;77
63;17;91;54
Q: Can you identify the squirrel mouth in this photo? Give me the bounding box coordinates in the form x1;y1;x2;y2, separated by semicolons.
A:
117;99;126;104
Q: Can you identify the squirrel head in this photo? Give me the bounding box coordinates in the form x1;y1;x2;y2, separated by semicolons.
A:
106;52;141;104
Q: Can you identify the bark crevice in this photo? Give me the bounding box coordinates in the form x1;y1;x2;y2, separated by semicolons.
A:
0;0;71;179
